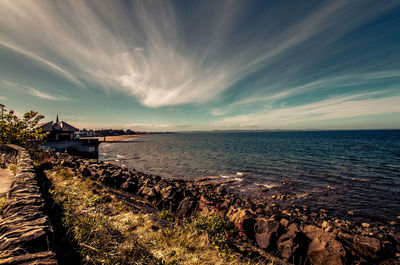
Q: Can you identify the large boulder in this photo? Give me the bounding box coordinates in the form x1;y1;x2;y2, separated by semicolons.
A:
176;196;197;218
160;186;177;199
98;175;116;188
227;206;256;240
156;186;184;211
80;166;92;178
277;223;309;262
121;181;138;193
302;225;346;265
254;217;281;250
352;235;381;260
137;187;158;203
110;170;127;188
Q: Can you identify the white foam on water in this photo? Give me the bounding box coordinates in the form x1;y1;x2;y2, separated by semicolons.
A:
258;183;277;189
218;174;243;182
220;174;234;178
350;177;370;182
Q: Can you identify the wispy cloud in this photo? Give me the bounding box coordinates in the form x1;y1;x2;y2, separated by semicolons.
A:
211;70;400;117
27;87;60;101
0;40;85;87
213;92;400;129
1;79;69;101
69;122;188;132
0;0;398;109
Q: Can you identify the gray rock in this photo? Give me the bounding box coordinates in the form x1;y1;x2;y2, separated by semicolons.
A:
302;225;346;265
254;218;281;250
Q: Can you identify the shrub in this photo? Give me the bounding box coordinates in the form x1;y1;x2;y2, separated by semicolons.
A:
8;163;17;175
188;212;237;257
0;104;48;154
158;209;175;222
0;197;6;215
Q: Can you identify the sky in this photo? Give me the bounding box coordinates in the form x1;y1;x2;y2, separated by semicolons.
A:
1;0;400;131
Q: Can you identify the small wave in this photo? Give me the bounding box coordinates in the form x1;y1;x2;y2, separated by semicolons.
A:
217;174;243;182
263;184;276;189
350;178;370;182
236;172;244;176
256;183;278;189
115;159;120;162
220;174;235;179
117;154;125;158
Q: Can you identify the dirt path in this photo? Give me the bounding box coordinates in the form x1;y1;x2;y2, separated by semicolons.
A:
0;167;13;197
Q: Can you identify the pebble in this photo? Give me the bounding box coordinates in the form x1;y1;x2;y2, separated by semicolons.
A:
347;211;354;215
362;223;371;228
280;218;289;227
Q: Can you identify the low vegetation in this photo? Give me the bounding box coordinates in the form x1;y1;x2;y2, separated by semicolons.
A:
42;165;269;265
0;104;48;159
7;163;17;175
0;197;6;215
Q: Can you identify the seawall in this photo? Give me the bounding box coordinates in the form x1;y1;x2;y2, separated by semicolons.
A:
0;145;57;264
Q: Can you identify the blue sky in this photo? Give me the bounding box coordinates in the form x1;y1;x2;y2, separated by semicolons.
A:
1;0;400;131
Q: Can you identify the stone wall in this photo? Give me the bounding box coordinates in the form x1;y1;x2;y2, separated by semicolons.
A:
0;145;57;264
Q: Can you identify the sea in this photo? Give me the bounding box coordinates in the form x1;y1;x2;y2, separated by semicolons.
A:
99;130;400;224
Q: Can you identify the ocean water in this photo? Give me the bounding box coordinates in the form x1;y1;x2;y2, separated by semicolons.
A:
99;130;400;223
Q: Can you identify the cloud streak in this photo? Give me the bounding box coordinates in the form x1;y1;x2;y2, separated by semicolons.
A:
1;79;68;101
213;93;400;129
27;87;64;101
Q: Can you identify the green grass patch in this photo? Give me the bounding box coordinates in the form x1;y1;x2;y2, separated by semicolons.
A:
158;209;175;222
0;197;6;215
8;163;17;175
187;212;237;258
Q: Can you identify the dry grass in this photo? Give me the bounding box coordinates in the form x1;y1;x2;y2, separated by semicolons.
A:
45;166;275;265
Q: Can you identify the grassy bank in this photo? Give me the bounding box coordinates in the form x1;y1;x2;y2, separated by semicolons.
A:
39;164;273;265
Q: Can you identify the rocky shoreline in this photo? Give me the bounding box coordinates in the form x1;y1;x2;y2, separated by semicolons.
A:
47;152;400;265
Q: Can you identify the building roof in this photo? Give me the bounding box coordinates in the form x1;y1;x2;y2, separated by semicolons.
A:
36;116;78;132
